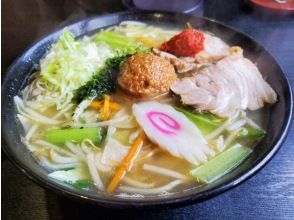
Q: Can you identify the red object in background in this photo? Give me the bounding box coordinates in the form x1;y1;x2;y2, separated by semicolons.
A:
160;29;205;57
250;0;294;11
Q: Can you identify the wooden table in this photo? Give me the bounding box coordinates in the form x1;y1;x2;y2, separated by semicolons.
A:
2;0;294;219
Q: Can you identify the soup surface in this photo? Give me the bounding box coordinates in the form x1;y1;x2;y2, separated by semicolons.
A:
14;21;275;197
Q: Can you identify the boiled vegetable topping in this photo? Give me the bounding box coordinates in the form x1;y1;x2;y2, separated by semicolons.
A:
238;127;266;138
175;107;223;135
40;31;115;96
107;132;146;192
190;144;252;183
45;127;102;144
95;31;148;53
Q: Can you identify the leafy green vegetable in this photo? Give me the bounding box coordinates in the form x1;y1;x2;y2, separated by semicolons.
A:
238;127;266;138
45;127;102;144
74;54;127;102
66;180;92;190
48;166;91;187
59;31;79;50
95;31;149;53
190;144;252;183
176;107;223;134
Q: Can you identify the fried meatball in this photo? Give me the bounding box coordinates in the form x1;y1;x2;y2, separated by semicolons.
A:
118;53;178;98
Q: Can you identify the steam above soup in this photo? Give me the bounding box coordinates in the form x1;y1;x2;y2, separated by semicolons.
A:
14;21;276;197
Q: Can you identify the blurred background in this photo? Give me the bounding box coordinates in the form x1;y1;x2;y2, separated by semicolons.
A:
3;0;293;73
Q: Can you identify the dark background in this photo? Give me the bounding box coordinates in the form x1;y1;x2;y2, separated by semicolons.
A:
2;0;294;219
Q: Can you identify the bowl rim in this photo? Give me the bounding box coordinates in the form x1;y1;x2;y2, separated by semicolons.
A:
2;10;293;209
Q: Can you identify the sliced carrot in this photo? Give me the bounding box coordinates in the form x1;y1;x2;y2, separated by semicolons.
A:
135;36;156;48
89;101;103;109
107;132;146;193
90;100;120;111
101;95;110;121
109;102;121;111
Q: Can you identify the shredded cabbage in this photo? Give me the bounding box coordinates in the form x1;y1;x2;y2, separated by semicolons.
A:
40;31;115;94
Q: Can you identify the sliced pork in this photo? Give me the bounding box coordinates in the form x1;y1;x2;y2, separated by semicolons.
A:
195;33;230;63
171;47;277;117
153;48;199;73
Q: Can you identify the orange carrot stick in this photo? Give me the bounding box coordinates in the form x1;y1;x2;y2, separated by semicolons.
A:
107;132;146;193
89;101;103;109
90;100;120;111
101;95;110;121
135;36;156;48
109;102;121;111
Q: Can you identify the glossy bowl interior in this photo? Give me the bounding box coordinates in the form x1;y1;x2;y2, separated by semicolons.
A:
2;11;293;208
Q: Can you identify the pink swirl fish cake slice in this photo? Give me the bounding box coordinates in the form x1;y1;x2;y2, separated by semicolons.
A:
132;101;215;165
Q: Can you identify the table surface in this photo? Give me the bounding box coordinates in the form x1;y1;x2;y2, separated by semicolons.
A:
2;0;294;219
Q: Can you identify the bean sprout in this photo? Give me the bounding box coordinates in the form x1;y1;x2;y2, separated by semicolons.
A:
118;180;183;195
143;164;188;180
122;176;155;189
50;149;80;164
87;153;104;190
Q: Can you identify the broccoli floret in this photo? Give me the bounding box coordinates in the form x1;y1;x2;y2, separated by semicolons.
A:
74;52;145;103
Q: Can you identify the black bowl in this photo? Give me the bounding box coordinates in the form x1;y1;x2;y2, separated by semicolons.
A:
2;11;293;208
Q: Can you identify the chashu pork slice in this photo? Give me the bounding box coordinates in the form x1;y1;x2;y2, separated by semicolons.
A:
132;101;215;165
195;33;230;63
153;48;199;73
153;33;230;73
171;47;277;117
